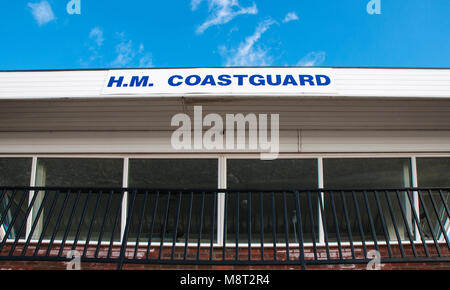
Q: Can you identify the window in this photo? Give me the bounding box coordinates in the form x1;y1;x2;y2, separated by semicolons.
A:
323;158;413;242
226;159;318;244
127;159;218;243
417;158;450;240
0;158;32;240
32;158;123;241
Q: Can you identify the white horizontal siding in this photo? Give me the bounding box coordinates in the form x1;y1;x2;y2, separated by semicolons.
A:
0;68;449;99
301;131;450;152
0;130;449;154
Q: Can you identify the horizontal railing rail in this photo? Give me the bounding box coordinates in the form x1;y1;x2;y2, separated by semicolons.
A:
0;187;449;270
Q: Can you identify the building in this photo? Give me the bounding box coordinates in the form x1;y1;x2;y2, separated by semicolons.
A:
0;67;449;270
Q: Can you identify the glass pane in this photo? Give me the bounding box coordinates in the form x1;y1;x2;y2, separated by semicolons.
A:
417;158;450;241
323;158;413;242
32;158;123;241
226;159;318;244
128;159;218;243
0;158;32;240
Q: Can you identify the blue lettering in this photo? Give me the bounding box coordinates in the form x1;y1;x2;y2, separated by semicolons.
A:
168;75;183;86
233;75;248;86
130;76;152;87
267;75;282;86
218;75;232;86
283;75;298;86
186;75;201;86
316;75;331;86
108;76;124;87
201;75;216;86
249;75;265;86
299;75;315;86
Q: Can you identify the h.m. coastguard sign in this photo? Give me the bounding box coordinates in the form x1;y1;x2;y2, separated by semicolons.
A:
101;68;337;97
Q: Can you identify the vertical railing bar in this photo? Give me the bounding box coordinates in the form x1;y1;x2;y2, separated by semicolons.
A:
95;190;114;259
45;190;70;257
340;191;355;259
351;191;367;258
146;191;159;260
373;191;393;258
82;191;102;258
134;191;148;260
171;192;182;261
259;192;264;261
33;190;59;257
329;191;343;260
235;192;239;262
282;192;290;261
383;191;405;258
405;190;431;257
117;190;136;270
294;191;306;270
427;190;450;250
57;190;82;257
271;192;277;261
8;190;37;255
196;191;205;261
362;191;379;253
394;190;417;257
317;191;330;259
158;191;171;261
247;191;251;261
210;192;217;261
20;190;51;256
71;190;92;252
184;192;193;261
306;191;318;260
417;191;442;257
107;190;123;259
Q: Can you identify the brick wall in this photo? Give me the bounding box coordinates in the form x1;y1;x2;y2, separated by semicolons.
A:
0;242;449;270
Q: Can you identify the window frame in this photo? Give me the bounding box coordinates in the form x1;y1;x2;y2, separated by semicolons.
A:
0;152;449;247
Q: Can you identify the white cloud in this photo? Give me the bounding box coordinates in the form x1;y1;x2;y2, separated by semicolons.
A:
89;27;104;47
111;33;153;68
283;12;299;23
28;1;56;26
192;0;258;34
221;19;276;67
297;51;326;66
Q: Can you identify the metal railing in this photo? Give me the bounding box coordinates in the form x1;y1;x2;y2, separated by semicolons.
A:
0;187;449;269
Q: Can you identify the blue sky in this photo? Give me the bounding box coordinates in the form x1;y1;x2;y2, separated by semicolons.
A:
0;0;449;70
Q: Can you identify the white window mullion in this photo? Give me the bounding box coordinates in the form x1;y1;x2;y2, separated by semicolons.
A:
318;157;325;244
26;156;38;240
217;155;226;246
411;156;420;242
120;158;129;242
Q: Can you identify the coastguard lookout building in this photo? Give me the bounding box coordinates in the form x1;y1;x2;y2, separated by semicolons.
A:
0;67;449;270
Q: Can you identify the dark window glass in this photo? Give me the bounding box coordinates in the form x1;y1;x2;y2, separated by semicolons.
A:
128;159;218;244
323;158;413;242
417;158;450;240
0;158;32;240
226;159;318;244
31;158;123;241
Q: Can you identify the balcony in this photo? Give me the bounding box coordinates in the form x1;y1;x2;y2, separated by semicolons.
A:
0;186;449;269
